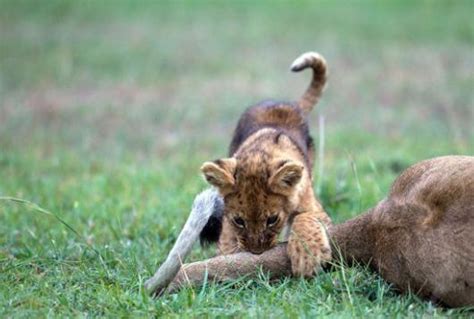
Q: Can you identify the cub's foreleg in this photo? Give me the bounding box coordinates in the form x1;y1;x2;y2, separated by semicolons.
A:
287;211;331;277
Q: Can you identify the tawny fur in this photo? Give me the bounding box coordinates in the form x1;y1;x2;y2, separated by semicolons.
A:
161;156;474;308
200;52;331;276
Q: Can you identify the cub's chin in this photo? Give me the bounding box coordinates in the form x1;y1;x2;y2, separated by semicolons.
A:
247;248;266;255
244;242;278;255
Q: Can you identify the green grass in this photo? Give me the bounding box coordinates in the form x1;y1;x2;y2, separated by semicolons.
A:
1;0;473;317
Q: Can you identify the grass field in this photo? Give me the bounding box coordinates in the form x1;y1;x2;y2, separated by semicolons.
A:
1;0;473;317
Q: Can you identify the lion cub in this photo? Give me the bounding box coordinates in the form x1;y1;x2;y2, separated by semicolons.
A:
200;52;332;276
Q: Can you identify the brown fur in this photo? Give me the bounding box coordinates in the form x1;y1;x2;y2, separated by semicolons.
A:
201;52;331;276
331;155;474;307
159;156;474;307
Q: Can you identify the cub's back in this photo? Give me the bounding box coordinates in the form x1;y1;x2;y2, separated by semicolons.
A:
226;51;329;169
228;100;314;168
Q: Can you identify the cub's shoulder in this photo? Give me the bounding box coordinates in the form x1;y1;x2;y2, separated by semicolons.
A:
229;100;308;156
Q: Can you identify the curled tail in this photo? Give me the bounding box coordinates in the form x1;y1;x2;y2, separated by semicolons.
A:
290;52;328;115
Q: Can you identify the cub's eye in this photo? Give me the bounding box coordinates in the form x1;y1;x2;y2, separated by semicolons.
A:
267;215;279;227
233;216;246;228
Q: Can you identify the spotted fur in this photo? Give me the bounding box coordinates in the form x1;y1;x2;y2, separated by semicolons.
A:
200;52;332;276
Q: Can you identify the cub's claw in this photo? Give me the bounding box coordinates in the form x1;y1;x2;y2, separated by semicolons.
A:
287;214;332;277
288;238;330;277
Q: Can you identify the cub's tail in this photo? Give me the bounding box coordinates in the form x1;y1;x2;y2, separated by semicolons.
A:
290;52;328;115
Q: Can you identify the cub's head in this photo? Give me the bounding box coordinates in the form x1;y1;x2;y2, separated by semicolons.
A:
201;156;305;254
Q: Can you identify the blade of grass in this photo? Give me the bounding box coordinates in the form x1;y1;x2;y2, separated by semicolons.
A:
346;153;363;214
0;196;111;276
316;115;325;196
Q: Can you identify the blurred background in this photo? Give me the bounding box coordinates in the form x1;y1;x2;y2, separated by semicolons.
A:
0;0;473;315
1;0;472;217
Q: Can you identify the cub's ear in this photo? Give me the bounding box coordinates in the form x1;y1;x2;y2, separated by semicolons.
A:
200;158;237;194
268;160;304;194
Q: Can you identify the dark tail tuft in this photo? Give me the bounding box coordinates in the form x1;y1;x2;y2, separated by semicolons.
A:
199;194;224;246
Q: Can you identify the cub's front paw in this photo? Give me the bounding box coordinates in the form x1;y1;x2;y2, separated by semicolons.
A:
287;231;331;277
